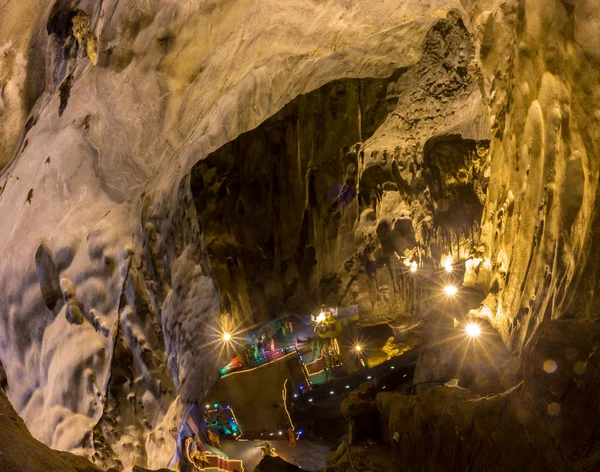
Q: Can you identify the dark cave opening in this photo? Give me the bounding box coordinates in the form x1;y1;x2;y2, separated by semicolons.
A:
190;73;404;325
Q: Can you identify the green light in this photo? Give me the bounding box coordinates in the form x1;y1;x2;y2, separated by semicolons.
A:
214;403;218;408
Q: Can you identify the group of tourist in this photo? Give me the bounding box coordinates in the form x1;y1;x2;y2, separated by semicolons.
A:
239;319;294;366
311;338;341;378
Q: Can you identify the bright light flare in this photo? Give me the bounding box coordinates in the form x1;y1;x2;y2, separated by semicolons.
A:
442;256;454;272
465;323;481;337
355;345;362;352
410;262;418;273
444;285;458;296
316;312;326;323
223;332;232;341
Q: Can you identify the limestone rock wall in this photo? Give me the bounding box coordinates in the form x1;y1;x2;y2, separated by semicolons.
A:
464;0;600;353
1;0;600;470
190;11;491;326
0;0;481;469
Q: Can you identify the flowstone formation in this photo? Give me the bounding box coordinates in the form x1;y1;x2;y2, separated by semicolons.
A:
1;0;600;471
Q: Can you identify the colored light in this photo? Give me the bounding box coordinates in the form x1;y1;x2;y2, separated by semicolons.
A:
466;323;481;337
299;386;303;390
227;405;230;409
223;332;231;341
444;285;458;296
355;345;362;352
214;403;218;408
298;430;303;435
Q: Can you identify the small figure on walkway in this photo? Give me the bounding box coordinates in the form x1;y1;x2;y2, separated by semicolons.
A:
270;337;275;353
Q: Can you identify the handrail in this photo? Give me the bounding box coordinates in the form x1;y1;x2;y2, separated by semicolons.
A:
406;379;451;396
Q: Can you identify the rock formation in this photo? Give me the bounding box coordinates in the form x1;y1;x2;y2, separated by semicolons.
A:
1;0;600;470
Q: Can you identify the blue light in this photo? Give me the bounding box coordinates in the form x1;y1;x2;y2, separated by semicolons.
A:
298;430;303;435
214;403;218;408
299;386;303;390
227;405;230;409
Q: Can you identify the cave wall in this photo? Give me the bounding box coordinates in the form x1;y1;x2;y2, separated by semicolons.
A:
0;0;478;469
191;11;491;327
463;0;600;353
1;0;600;470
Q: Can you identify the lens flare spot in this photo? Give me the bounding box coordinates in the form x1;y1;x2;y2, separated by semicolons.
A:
543;360;557;374
574;361;587;375
547;402;561;416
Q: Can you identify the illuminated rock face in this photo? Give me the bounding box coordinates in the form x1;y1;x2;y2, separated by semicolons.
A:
190;11;490;326
0;0;599;470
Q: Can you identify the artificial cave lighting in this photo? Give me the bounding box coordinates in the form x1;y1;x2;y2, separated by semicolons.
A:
465;323;481;338
355;344;362;352
442;255;454;272
444;285;458;296
410;262;418;273
316;312;326;323
223;332;232;341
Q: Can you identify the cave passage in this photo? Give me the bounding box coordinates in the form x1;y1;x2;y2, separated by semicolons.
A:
191;72;403;325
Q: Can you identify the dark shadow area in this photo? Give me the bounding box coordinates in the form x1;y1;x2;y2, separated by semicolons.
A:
191;71;405;325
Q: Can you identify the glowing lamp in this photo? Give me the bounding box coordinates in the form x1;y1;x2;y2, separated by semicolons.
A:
442;256;454;272
223;332;232;341
444;285;458;296
465;323;481;337
355;345;362;352
410;262;418;273
316;312;326;323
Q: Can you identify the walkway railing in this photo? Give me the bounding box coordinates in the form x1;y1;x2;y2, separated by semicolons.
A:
220;347;297;377
406;379;451;396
